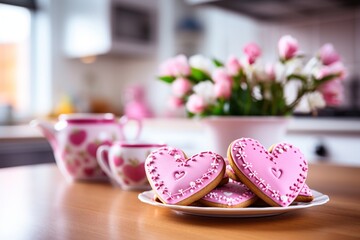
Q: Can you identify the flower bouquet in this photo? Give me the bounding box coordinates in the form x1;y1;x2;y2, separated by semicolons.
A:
158;35;346;117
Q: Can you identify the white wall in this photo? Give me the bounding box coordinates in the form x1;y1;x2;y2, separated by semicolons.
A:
199;7;260;60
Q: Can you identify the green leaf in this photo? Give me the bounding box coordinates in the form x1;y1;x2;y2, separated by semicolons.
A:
315;73;340;86
189;68;210;83
211;105;223;116
186;111;195;118
158;76;176;84
212;58;224;67
287;74;307;82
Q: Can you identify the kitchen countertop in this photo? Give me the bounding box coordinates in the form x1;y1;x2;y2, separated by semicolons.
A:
1;117;359;167
0;124;43;141
1;117;359;141
0;163;359;239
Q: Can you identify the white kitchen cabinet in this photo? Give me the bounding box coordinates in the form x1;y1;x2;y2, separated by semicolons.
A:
0;126;55;167
285;118;360;166
286;133;360;166
62;0;158;58
0;139;55;168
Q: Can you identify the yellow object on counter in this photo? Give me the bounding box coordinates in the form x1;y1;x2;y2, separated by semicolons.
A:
53;95;76;116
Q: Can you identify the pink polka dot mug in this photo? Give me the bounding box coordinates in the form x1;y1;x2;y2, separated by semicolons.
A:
97;142;166;190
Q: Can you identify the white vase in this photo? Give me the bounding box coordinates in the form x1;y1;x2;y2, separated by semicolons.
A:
201;116;290;157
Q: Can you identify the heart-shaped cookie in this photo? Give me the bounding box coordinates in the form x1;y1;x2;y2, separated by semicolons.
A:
199;181;257;208
145;147;225;205
295;183;314;202
227;138;308;207
226;164;241;182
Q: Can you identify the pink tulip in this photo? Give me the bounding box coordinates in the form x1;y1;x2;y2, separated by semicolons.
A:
158;59;174;76
158;55;190;77
331;62;347;80
186;94;206;114
172;77;192;97
314;67;331;80
214;81;231;99
319;43;340;66
168;96;184;109
226;55;242;76
278;35;299;60
315;62;346;81
172;55;191;77
243;43;261;64
265;63;276;81
319;79;343;106
212;68;232;85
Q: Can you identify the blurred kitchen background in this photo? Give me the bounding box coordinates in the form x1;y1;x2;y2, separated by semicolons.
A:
0;0;359;167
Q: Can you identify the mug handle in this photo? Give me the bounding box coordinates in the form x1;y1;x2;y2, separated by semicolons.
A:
119;116;142;141
96;145;114;180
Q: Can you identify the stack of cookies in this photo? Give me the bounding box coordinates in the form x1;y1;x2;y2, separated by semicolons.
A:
145;138;313;208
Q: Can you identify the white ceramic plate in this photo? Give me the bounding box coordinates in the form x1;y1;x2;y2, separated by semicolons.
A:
138;190;329;218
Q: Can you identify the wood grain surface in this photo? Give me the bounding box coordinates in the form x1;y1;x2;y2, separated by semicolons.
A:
0;163;359;240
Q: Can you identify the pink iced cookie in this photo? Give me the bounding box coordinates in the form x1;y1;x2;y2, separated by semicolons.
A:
218;173;229;187
199;181;257;208
226;164;241;182
295;183;314;202
227;138;308;207
145;147;225;206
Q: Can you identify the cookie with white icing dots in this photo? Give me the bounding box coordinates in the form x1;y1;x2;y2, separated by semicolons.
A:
145;147;226;206
227;138;308;207
145;140;313;209
226;164;241;182
218;173;230;187
199;181;257;208
295;183;314;202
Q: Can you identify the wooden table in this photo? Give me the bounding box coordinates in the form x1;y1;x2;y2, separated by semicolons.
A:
1;163;359;239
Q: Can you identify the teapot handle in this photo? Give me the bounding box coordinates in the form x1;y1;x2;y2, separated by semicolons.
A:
118;116;142;141
97;145;114;180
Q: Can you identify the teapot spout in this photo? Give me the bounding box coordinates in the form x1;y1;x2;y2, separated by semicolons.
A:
30;119;58;151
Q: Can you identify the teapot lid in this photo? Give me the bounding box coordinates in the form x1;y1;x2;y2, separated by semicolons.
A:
59;113;116;124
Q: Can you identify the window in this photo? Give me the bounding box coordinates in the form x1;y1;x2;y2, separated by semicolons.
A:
0;3;31;122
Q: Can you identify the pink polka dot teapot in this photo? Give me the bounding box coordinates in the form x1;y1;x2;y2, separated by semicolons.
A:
31;113;142;182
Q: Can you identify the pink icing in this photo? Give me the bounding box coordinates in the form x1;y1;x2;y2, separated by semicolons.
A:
229;138;308;207
201;181;256;207
145;147;225;205
298;183;313;197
